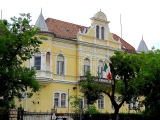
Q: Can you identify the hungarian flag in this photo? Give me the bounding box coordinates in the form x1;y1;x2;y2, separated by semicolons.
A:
103;63;112;80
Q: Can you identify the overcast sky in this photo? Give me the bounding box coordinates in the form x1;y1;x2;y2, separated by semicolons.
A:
1;0;160;50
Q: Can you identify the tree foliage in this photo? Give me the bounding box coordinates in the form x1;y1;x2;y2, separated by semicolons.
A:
81;51;142;120
135;49;160;118
0;13;42;108
81;70;103;105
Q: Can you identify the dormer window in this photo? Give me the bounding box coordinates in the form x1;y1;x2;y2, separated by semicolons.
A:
101;27;104;40
96;25;99;39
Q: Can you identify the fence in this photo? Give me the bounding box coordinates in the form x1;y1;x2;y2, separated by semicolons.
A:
0;109;9;120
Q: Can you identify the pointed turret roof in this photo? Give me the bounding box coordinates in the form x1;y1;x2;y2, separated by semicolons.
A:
137;35;149;53
35;9;48;31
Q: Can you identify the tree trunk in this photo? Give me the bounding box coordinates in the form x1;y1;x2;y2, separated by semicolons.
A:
113;107;120;120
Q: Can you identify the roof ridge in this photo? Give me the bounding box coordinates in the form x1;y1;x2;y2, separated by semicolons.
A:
112;33;132;46
46;17;88;28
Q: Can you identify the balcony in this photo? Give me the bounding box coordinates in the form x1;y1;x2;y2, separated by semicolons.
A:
36;70;53;86
79;76;112;84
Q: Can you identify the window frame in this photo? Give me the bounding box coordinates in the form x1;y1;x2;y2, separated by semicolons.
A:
98;95;104;109
96;25;99;39
98;60;104;78
101;27;104;40
83;58;90;75
56;54;65;75
53;92;68;108
34;52;41;70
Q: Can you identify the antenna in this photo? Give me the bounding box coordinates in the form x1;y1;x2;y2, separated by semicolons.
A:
120;14;122;38
1;10;2;20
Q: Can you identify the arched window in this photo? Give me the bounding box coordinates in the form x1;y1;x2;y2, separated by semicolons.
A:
57;54;64;75
34;52;41;70
46;52;50;71
101;27;104;40
84;58;90;75
98;95;104;109
54;92;67;107
96;25;99;39
98;60;103;78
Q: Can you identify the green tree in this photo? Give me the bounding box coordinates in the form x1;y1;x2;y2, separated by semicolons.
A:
0;13;42;108
135;49;160;118
81;51;142;120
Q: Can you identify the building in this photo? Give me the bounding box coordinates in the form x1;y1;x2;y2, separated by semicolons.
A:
15;10;136;113
137;35;149;53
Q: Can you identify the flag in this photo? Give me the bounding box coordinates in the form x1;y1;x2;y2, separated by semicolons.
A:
103;63;112;80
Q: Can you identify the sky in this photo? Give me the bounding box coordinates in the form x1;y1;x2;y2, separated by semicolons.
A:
1;0;160;50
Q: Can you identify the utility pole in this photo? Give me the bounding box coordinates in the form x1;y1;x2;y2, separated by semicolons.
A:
120;14;122;38
1;10;2;20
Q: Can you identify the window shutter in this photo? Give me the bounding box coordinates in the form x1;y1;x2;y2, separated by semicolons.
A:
61;62;64;75
57;61;59;74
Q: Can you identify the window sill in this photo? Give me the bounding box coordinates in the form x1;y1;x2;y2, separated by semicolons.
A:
55;107;67;108
56;74;65;76
98;108;105;109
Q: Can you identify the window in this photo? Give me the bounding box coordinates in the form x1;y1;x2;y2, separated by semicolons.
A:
46;52;50;71
98;60;103;77
98;95;104;109
54;93;59;107
61;93;66;107
83;96;87;108
57;54;64;75
34;52;41;70
128;98;139;110
101;27;104;40
54;92;67;107
111;96;118;109
96;25;99;39
84;58;90;75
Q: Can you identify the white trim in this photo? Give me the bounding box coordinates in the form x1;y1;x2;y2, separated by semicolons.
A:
97;94;105;109
83;57;92;75
56;54;65;75
53;91;68;108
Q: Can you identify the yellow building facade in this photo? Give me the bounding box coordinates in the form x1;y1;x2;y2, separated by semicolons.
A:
15;10;137;113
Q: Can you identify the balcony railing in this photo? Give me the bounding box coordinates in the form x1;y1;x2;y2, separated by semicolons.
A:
36;70;53;86
79;76;111;84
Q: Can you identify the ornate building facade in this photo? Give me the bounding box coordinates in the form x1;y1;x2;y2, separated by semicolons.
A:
15;10;137;113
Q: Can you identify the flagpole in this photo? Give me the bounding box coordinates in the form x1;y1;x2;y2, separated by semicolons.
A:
120;14;122;39
1;10;2;20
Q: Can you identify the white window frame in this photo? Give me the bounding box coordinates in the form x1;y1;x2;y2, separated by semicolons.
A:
83;96;87;108
53;91;68;108
98;95;105;109
56;54;65;75
96;25;100;39
101;27;104;40
83;58;90;75
46;52;51;71
98;60;104;78
34;52;41;70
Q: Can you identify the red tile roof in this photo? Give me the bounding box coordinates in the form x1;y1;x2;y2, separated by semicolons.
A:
45;18;136;53
46;18;86;39
112;33;136;53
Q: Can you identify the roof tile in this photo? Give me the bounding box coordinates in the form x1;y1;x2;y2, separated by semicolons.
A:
45;18;136;53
